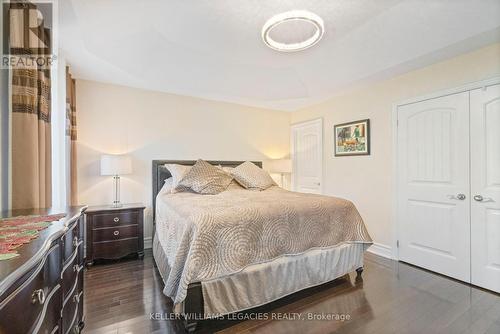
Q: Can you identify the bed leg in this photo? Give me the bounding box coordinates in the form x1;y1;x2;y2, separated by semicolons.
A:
356;267;364;277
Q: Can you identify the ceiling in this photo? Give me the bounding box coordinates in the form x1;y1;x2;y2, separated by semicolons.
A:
59;0;500;111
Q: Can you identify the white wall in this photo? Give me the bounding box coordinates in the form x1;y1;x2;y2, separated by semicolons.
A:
291;43;500;254
76;80;291;245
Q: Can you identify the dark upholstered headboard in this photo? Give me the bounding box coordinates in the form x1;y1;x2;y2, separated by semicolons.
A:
152;160;262;222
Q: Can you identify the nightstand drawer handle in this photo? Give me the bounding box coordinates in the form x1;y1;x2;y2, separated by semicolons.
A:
113;217;120;223
113;230;120;236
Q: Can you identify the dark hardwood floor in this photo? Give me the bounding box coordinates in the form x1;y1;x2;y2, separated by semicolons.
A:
83;250;500;334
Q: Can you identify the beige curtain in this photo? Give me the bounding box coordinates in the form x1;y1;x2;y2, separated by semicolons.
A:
66;68;78;206
11;1;52;209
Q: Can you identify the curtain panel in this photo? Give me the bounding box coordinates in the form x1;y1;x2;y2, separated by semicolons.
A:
66;67;78;206
10;0;52;209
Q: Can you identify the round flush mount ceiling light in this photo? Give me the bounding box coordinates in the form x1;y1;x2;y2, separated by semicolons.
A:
262;10;324;52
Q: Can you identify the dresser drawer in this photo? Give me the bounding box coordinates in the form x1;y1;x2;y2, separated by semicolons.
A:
61;248;81;301
93;225;138;242
32;285;62;334
62;289;81;334
62;221;81;263
93;238;139;260
92;211;139;228
78;237;85;266
0;244;61;334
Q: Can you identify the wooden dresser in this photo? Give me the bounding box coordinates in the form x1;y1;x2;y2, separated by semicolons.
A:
0;206;87;334
85;204;145;266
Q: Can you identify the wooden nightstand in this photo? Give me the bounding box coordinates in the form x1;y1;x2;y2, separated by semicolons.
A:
85;203;145;266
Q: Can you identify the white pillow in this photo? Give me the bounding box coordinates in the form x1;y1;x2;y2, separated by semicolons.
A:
164;164;191;193
158;177;173;196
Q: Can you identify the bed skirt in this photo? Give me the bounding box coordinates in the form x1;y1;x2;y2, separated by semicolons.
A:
153;234;366;317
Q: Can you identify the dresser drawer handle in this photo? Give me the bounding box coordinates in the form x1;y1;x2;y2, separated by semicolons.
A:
113;217;120;223
113;230;120;236
31;289;45;305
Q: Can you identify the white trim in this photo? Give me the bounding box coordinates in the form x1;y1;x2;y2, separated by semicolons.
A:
51;54;68;208
144;236;153;249
367;243;393;259
397;76;500;107
391;76;500;261
290;118;323;193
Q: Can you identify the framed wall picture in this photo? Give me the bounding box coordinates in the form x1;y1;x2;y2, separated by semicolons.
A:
334;119;370;156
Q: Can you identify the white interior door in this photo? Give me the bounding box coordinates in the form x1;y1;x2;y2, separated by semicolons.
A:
291;119;323;194
470;84;500;293
397;92;471;282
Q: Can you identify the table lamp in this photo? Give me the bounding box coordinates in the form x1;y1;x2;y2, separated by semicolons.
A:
100;154;132;208
266;159;292;188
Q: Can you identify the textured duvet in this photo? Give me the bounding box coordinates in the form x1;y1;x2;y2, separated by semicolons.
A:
155;185;373;305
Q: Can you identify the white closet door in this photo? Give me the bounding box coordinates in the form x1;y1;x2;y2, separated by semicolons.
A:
470;84;500;293
397;92;470;281
291;119;323;194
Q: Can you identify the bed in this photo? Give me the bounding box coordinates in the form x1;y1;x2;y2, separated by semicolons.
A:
152;160;372;332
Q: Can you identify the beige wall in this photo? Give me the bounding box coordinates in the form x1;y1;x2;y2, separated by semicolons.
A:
291;43;500;250
76;80;291;244
77;43;500;252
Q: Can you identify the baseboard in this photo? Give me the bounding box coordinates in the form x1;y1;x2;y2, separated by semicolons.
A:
144;237;153;250
367;242;393;259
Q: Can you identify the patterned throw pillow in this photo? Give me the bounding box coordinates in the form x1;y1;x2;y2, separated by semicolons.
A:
164;164;191;193
176;160;233;194
231;161;276;190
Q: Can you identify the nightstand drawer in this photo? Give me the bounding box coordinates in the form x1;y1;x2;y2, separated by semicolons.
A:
93;238;139;260
92;211;139;228
93;225;138;242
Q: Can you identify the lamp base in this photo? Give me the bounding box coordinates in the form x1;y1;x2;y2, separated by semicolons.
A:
111;175;122;209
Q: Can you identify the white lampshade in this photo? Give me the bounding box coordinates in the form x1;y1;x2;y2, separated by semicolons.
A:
100;154;132;176
265;159;292;173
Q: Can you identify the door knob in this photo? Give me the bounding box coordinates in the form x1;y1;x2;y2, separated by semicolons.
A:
448;194;466;200
473;195;483;202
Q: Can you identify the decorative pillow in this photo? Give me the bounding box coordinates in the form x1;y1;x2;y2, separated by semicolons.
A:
164;164;191;193
231;161;276;190
221;166;234;174
158;178;173;196
176;159;233;194
216;166;244;191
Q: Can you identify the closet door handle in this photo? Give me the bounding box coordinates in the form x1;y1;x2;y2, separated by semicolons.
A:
474;195;484;202
473;195;494;202
448;194;466;200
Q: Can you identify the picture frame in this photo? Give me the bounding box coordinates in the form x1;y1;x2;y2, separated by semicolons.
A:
334;119;371;156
